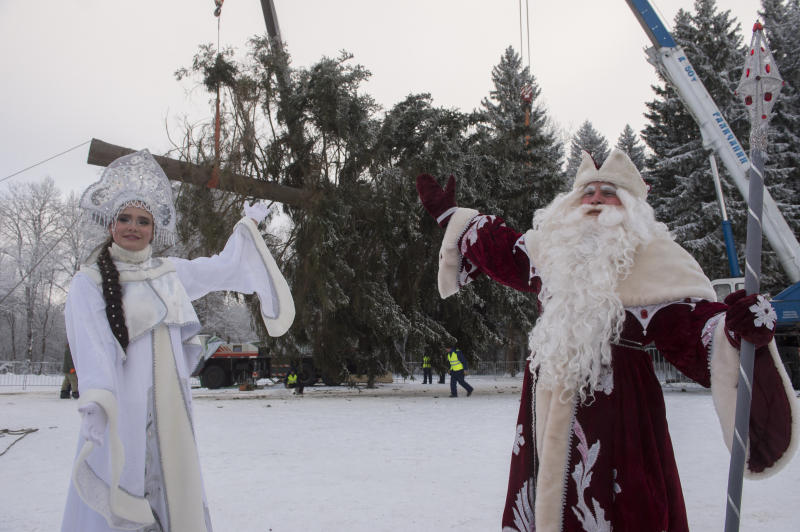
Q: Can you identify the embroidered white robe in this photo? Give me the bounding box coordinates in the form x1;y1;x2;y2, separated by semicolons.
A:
61;218;293;532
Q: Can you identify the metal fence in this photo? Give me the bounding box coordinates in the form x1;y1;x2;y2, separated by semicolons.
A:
0;361;64;389
1;350;692;390
0;360;203;390
647;347;693;385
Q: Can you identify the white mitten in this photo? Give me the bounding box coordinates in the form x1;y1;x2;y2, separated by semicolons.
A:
243;201;272;224
78;402;108;446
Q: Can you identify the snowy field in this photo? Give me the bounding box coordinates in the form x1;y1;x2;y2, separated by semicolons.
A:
1;375;798;532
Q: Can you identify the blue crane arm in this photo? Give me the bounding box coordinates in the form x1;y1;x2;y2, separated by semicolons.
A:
625;0;676;48
624;0;800;283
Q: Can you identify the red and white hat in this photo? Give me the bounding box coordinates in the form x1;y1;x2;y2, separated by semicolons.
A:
572;149;648;200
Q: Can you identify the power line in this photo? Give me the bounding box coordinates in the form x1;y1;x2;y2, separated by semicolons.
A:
0;140;91;185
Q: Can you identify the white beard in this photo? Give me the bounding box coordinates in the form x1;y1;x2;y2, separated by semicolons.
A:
527;189;667;402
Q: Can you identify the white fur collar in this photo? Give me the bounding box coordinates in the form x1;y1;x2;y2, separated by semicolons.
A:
614;234;716;305
109;243;152;264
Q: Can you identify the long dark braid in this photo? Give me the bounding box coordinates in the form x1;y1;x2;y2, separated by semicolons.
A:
97;238;129;350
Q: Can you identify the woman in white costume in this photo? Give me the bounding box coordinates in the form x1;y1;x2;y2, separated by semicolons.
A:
60;149;294;532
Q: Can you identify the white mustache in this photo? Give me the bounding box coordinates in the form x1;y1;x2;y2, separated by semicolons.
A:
564;204;625;227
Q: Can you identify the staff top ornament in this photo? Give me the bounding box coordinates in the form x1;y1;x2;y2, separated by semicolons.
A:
737;22;785;129
79;149;177;246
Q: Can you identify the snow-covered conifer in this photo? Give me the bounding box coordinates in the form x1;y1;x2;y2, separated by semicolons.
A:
473;46;564;230
615;124;646;171
566;120;610;177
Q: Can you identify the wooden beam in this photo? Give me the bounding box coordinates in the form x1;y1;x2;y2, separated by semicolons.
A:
86;138;312;207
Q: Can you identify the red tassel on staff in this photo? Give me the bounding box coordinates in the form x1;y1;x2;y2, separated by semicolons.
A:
208;85;221;189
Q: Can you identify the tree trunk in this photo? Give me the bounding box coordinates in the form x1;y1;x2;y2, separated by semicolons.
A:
5;313;17;361
25;284;34;363
38;281;54;363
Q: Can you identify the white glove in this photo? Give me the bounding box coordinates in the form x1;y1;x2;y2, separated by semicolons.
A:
243;201;272;223
78;402;108;447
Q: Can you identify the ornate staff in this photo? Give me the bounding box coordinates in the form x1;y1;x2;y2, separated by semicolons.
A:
724;22;784;532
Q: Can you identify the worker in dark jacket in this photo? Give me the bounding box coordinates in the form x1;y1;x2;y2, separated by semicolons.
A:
60;345;79;399
447;348;473;397
285;364;304;395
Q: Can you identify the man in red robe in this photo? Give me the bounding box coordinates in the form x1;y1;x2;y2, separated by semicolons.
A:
417;149;798;532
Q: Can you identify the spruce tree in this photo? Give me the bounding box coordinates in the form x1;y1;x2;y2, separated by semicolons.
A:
454;47;564;368
170;41;565;383
473;46;565;229
566;120;610;177
176;42;406;386
615;124;647;171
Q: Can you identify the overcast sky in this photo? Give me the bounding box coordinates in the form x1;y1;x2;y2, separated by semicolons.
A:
0;0;760;197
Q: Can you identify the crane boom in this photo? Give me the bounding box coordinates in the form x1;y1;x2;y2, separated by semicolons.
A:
260;0;283;47
625;0;800;283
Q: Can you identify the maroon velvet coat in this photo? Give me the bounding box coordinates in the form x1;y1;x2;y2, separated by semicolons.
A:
447;214;794;532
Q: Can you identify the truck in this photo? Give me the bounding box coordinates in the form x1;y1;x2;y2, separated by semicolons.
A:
192;336;271;389
625;1;800;388
193;336;392;389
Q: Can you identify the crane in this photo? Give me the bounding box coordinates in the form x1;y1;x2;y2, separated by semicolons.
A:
625;0;800;284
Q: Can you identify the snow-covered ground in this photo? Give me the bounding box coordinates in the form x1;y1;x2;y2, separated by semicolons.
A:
1;376;798;531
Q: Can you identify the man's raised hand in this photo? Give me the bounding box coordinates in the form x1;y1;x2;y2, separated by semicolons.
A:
416;174;457;228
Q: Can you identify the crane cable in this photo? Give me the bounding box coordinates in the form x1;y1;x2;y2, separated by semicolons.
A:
208;0;225;189
519;0;533;146
0;140;91;185
519;0;531;71
0;428;39;457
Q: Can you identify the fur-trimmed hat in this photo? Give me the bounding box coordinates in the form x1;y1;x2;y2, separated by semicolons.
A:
572;149;648;200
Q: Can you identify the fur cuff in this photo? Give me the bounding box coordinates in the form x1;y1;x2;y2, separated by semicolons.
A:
437;208;478;298
74;389;155;527
237;217;295;337
709;317;799;478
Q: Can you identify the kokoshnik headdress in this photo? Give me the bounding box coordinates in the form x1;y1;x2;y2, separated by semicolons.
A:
79;149;177;246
